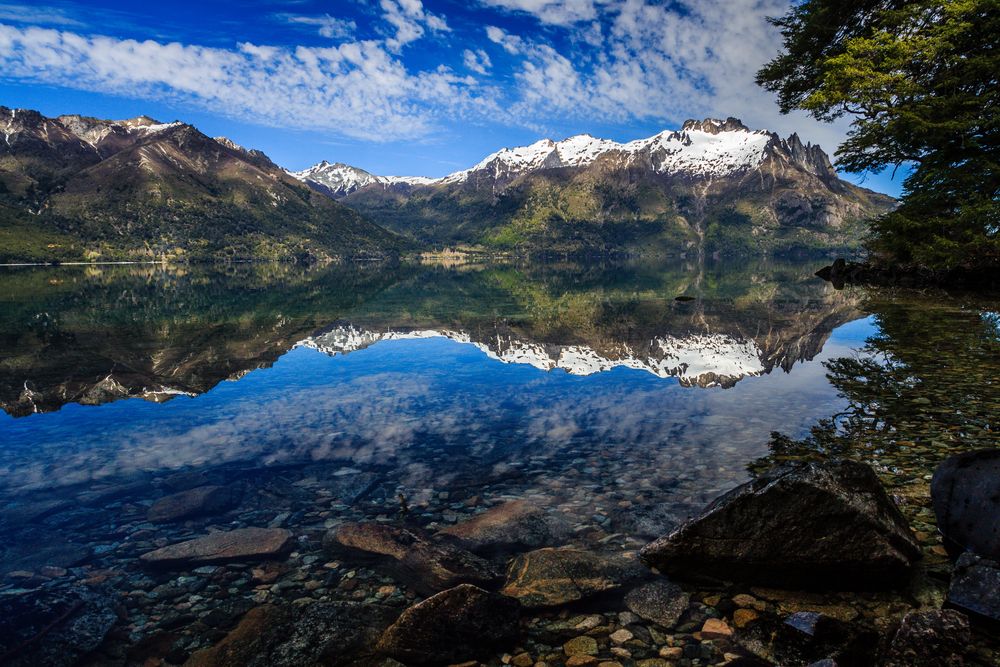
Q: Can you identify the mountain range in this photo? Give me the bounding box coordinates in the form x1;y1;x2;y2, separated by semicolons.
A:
0;107;403;263
292;117;896;256
0;107;895;263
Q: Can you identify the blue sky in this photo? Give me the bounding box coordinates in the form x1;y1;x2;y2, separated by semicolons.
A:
0;1;906;195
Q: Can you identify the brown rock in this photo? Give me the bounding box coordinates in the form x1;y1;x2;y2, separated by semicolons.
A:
186;606;287;667
376;584;521;664
141;528;292;567
701;618;732;639
563;636;598;656
733;608;759;628
147;485;241;523
438;500;570;554
325;522;498;595
502;547;644;608
883;609;970;667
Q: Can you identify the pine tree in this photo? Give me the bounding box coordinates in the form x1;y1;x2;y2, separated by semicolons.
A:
757;0;999;272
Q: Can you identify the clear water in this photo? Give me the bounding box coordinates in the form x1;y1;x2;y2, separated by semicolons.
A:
2;258;998;662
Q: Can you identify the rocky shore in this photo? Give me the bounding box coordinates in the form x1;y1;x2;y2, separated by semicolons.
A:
1;451;998;666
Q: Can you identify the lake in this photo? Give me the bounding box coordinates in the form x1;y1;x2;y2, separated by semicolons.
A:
1;258;997;665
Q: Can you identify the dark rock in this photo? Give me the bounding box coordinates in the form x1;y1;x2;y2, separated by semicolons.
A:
501;547;645;608
0;586;117;667
324;522;498;595
734;610;878;666
376;584;521;664
437;500;571;555
141;527;293;567
162;470;212;492
883;609;969;667
624;580;690;628
931;449;1000;559
147;485;242;523
0;538;91;575
186;601;396;667
947;553;1000;624
640;460;921;589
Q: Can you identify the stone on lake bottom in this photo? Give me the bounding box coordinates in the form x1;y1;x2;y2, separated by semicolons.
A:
376;584;521;665
437;500;571;555
931;449;1000;559
563;636;598;656
140;527;292;566
147;485;242;523
502;547;644;608
640;460;921;590
624;580;689;629
947;552;1000;623
324;522;498;595
883;609;970;667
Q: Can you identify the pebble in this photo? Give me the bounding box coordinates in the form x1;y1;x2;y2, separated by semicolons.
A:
564;636;598;656
609;628;633;644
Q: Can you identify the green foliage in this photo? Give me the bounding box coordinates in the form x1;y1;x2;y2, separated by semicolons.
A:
758;0;1000;271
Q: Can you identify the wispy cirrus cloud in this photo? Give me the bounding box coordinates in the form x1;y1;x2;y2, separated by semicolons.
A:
0;2;83;27
278;13;357;40
0;23;499;141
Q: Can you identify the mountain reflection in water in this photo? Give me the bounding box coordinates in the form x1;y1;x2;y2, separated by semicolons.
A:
0;259;862;539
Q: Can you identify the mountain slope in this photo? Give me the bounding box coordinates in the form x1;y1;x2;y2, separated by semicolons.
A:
0;108;404;262
294;118;895;255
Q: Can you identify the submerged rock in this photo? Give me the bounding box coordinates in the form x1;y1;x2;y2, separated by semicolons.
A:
141;527;292;567
147;485;242;523
376;584;520;664
0;586;117;667
324;522;498;595
931;449;1000;559
947;553;1000;624
640;460;921;589
623;580;690;628
883;609;970;667
501;547;645;608
734;610;879;666
437;500;570;555
186;601;397;667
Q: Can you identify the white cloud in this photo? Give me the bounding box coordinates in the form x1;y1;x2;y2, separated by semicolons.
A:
380;0;449;52
462;48;492;75
484;0;852;152
480;0;601;26
0;24;498;142
281;13;356;40
0;3;83;27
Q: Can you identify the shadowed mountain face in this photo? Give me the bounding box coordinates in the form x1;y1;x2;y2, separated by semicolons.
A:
0;107;403;262
297;118;896;255
0;259;861;417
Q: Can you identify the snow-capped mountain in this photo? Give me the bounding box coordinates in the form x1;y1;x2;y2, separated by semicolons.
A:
298;323;767;388
307;116;895;254
292;117;834;196
290;160;435;198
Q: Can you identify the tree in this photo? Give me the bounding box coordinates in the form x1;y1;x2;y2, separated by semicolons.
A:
757;0;1000;272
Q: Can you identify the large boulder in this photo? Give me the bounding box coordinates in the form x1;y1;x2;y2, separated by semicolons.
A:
323;522;499;595
0;587;117;667
185;601;397;667
931;449;1000;559
640;460;921;589
437;500;571;555
141;528;292;567
883;609;970;667
376;584;521;664
501;547;645;608
947;553;1000;624
147;485;242;523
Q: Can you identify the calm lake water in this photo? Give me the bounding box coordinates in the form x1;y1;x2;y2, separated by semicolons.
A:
1;258;998;663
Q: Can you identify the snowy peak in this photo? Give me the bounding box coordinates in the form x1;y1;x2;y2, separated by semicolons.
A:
298;323;767;388
290;161;435;197
292;117;841;199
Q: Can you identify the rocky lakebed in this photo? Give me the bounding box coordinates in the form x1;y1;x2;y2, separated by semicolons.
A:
1;448;998;667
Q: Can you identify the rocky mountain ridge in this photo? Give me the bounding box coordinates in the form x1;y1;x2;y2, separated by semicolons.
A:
0;107;404;262
292;117;896;255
